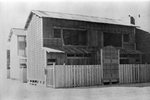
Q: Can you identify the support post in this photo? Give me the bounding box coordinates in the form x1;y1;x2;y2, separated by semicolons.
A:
53;62;56;88
100;49;103;84
118;49;120;84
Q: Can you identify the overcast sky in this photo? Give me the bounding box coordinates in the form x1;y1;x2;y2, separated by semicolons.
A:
0;1;150;75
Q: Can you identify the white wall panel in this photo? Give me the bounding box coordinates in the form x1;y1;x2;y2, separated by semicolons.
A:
27;14;45;83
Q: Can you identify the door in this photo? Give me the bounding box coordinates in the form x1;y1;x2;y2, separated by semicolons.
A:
20;64;27;83
45;66;54;87
102;46;119;83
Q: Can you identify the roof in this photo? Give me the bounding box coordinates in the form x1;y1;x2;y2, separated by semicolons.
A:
43;46;92;54
120;48;142;54
62;46;91;54
8;28;26;42
43;47;65;53
43;46;143;55
11;28;26;35
25;10;136;29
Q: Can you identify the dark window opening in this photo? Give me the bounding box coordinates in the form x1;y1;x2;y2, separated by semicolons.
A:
84;54;91;57
18;41;26;50
63;29;87;45
76;54;83;57
54;29;61;38
7;50;10;69
18;36;26;57
120;54;128;57
104;32;122;47
47;59;56;65
123;34;129;42
67;53;91;57
120;59;129;64
67;54;75;57
130;16;135;25
136;59;140;62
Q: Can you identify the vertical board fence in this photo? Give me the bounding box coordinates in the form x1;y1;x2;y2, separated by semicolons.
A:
46;64;150;88
46;65;103;88
119;64;150;84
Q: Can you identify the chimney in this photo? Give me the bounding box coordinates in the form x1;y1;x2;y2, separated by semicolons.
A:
129;15;135;25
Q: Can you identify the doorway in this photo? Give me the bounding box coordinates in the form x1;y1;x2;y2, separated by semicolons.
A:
102;46;119;84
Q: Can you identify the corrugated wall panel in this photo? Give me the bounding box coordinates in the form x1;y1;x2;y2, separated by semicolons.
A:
27;14;46;83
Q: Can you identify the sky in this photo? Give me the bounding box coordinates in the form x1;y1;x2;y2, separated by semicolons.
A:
0;0;150;76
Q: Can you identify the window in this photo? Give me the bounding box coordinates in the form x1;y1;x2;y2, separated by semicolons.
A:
47;59;56;65
123;34;129;42
63;29;87;45
19;59;27;64
18;36;25;41
120;59;129;64
67;53;91;57
84;54;91;57
18;49;26;56
104;32;122;47
18;41;26;50
67;54;75;57
54;29;61;38
18;36;26;56
7;50;10;69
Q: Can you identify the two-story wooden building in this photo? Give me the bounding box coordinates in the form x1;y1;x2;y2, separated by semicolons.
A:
24;10;144;86
7;28;27;83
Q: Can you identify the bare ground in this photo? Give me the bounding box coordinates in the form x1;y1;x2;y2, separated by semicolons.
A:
0;78;150;100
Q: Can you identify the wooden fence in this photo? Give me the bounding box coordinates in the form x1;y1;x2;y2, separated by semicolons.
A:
46;65;103;88
46;64;150;88
119;64;150;84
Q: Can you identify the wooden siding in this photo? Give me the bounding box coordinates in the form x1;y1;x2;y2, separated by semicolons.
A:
66;57;92;65
123;43;135;50
43;18;135;50
43;18;63;48
27;14;46;83
136;29;150;53
136;29;150;63
88;30;103;47
47;52;66;65
43;38;62;47
10;34;20;80
43;18;134;33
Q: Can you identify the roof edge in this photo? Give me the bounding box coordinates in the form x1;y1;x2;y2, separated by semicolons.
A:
24;10;42;29
8;28;26;42
24;10;137;29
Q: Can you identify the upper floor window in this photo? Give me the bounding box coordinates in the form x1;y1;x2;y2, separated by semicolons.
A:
18;36;26;49
104;32;122;47
54;29;61;38
123;34;129;42
18;36;26;41
63;29;87;45
18;36;26;56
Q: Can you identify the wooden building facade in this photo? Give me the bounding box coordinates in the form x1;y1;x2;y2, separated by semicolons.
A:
7;28;27;83
136;28;150;64
24;10;144;86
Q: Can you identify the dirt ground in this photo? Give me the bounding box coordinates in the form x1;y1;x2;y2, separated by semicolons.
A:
0;77;150;100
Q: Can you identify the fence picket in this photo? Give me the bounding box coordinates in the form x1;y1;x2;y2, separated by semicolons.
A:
46;64;150;88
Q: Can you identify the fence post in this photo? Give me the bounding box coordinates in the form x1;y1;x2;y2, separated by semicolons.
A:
100;49;103;84
53;63;56;88
63;63;66;87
